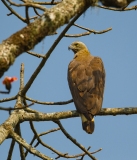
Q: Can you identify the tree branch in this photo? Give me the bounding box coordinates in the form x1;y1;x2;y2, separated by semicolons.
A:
23;95;73;105
0;96;17;103
54;120;97;160
96;4;137;11
1;0;26;22
7;139;15;160
21;107;137;122
1;106;137;144
10;129;53;160
0;0;92;78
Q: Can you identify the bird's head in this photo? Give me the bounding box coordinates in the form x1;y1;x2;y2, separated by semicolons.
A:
68;41;88;54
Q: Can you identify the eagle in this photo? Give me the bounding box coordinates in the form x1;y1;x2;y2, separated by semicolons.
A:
68;41;105;134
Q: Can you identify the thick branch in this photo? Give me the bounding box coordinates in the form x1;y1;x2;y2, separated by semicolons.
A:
0;111;20;144
21;107;137;122
1;107;136;144
0;0;92;77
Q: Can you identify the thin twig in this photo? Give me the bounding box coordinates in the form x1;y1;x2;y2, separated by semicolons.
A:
34;128;60;147
1;0;26;22
30;122;96;159
26;1;61;5
90;148;102;154
26;51;46;58
25;6;30;24
65;24;112;37
0;96;17;103
54;120;97;160
74;23;112;34
7;139;15;160
95;4;137;11
0;103;34;111
23;95;73;105
25;135;35;157
76;147;91;160
65;32;92;37
33;7;41;17
16;124;25;160
0;91;10;94
39;128;60;136
25;127;60;156
29;121;68;156
7;0;47;11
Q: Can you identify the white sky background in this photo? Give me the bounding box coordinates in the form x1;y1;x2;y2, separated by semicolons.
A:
0;1;137;160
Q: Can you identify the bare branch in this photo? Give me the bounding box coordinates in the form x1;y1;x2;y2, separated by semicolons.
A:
54;120;97;160
0;103;34;112
7;139;15;160
25;127;60;157
33;7;41;17
91;148;102;154
26;51;46;58
29;121;72;158
65;24;112;37
7;0;47;11
34;128;61;148
0;0;94;78
15;124;25;160
25;6;30;24
10;129;53;160
25;135;35;157
96;4;137;11
30;122;96;159
0;96;17;103
26;1;61;5
65;32;93;37
74;23;112;34
76;147;91;160
1;0;26;22
23;95;73;105
1;106;136;144
21;107;137;123
39;128;60;136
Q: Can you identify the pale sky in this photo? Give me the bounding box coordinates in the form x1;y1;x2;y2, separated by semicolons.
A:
0;1;137;160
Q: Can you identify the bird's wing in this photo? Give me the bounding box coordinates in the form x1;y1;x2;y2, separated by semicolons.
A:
68;56;105;120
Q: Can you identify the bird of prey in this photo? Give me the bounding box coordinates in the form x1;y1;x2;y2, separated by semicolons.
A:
68;41;105;134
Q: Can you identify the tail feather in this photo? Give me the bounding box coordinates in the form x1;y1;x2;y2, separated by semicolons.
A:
79;114;94;134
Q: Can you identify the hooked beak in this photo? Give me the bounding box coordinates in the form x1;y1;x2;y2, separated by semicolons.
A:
68;44;72;51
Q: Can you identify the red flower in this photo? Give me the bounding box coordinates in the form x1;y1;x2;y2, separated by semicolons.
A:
2;76;18;92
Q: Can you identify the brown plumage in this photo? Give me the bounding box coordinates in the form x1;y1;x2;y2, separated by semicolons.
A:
68;41;105;134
